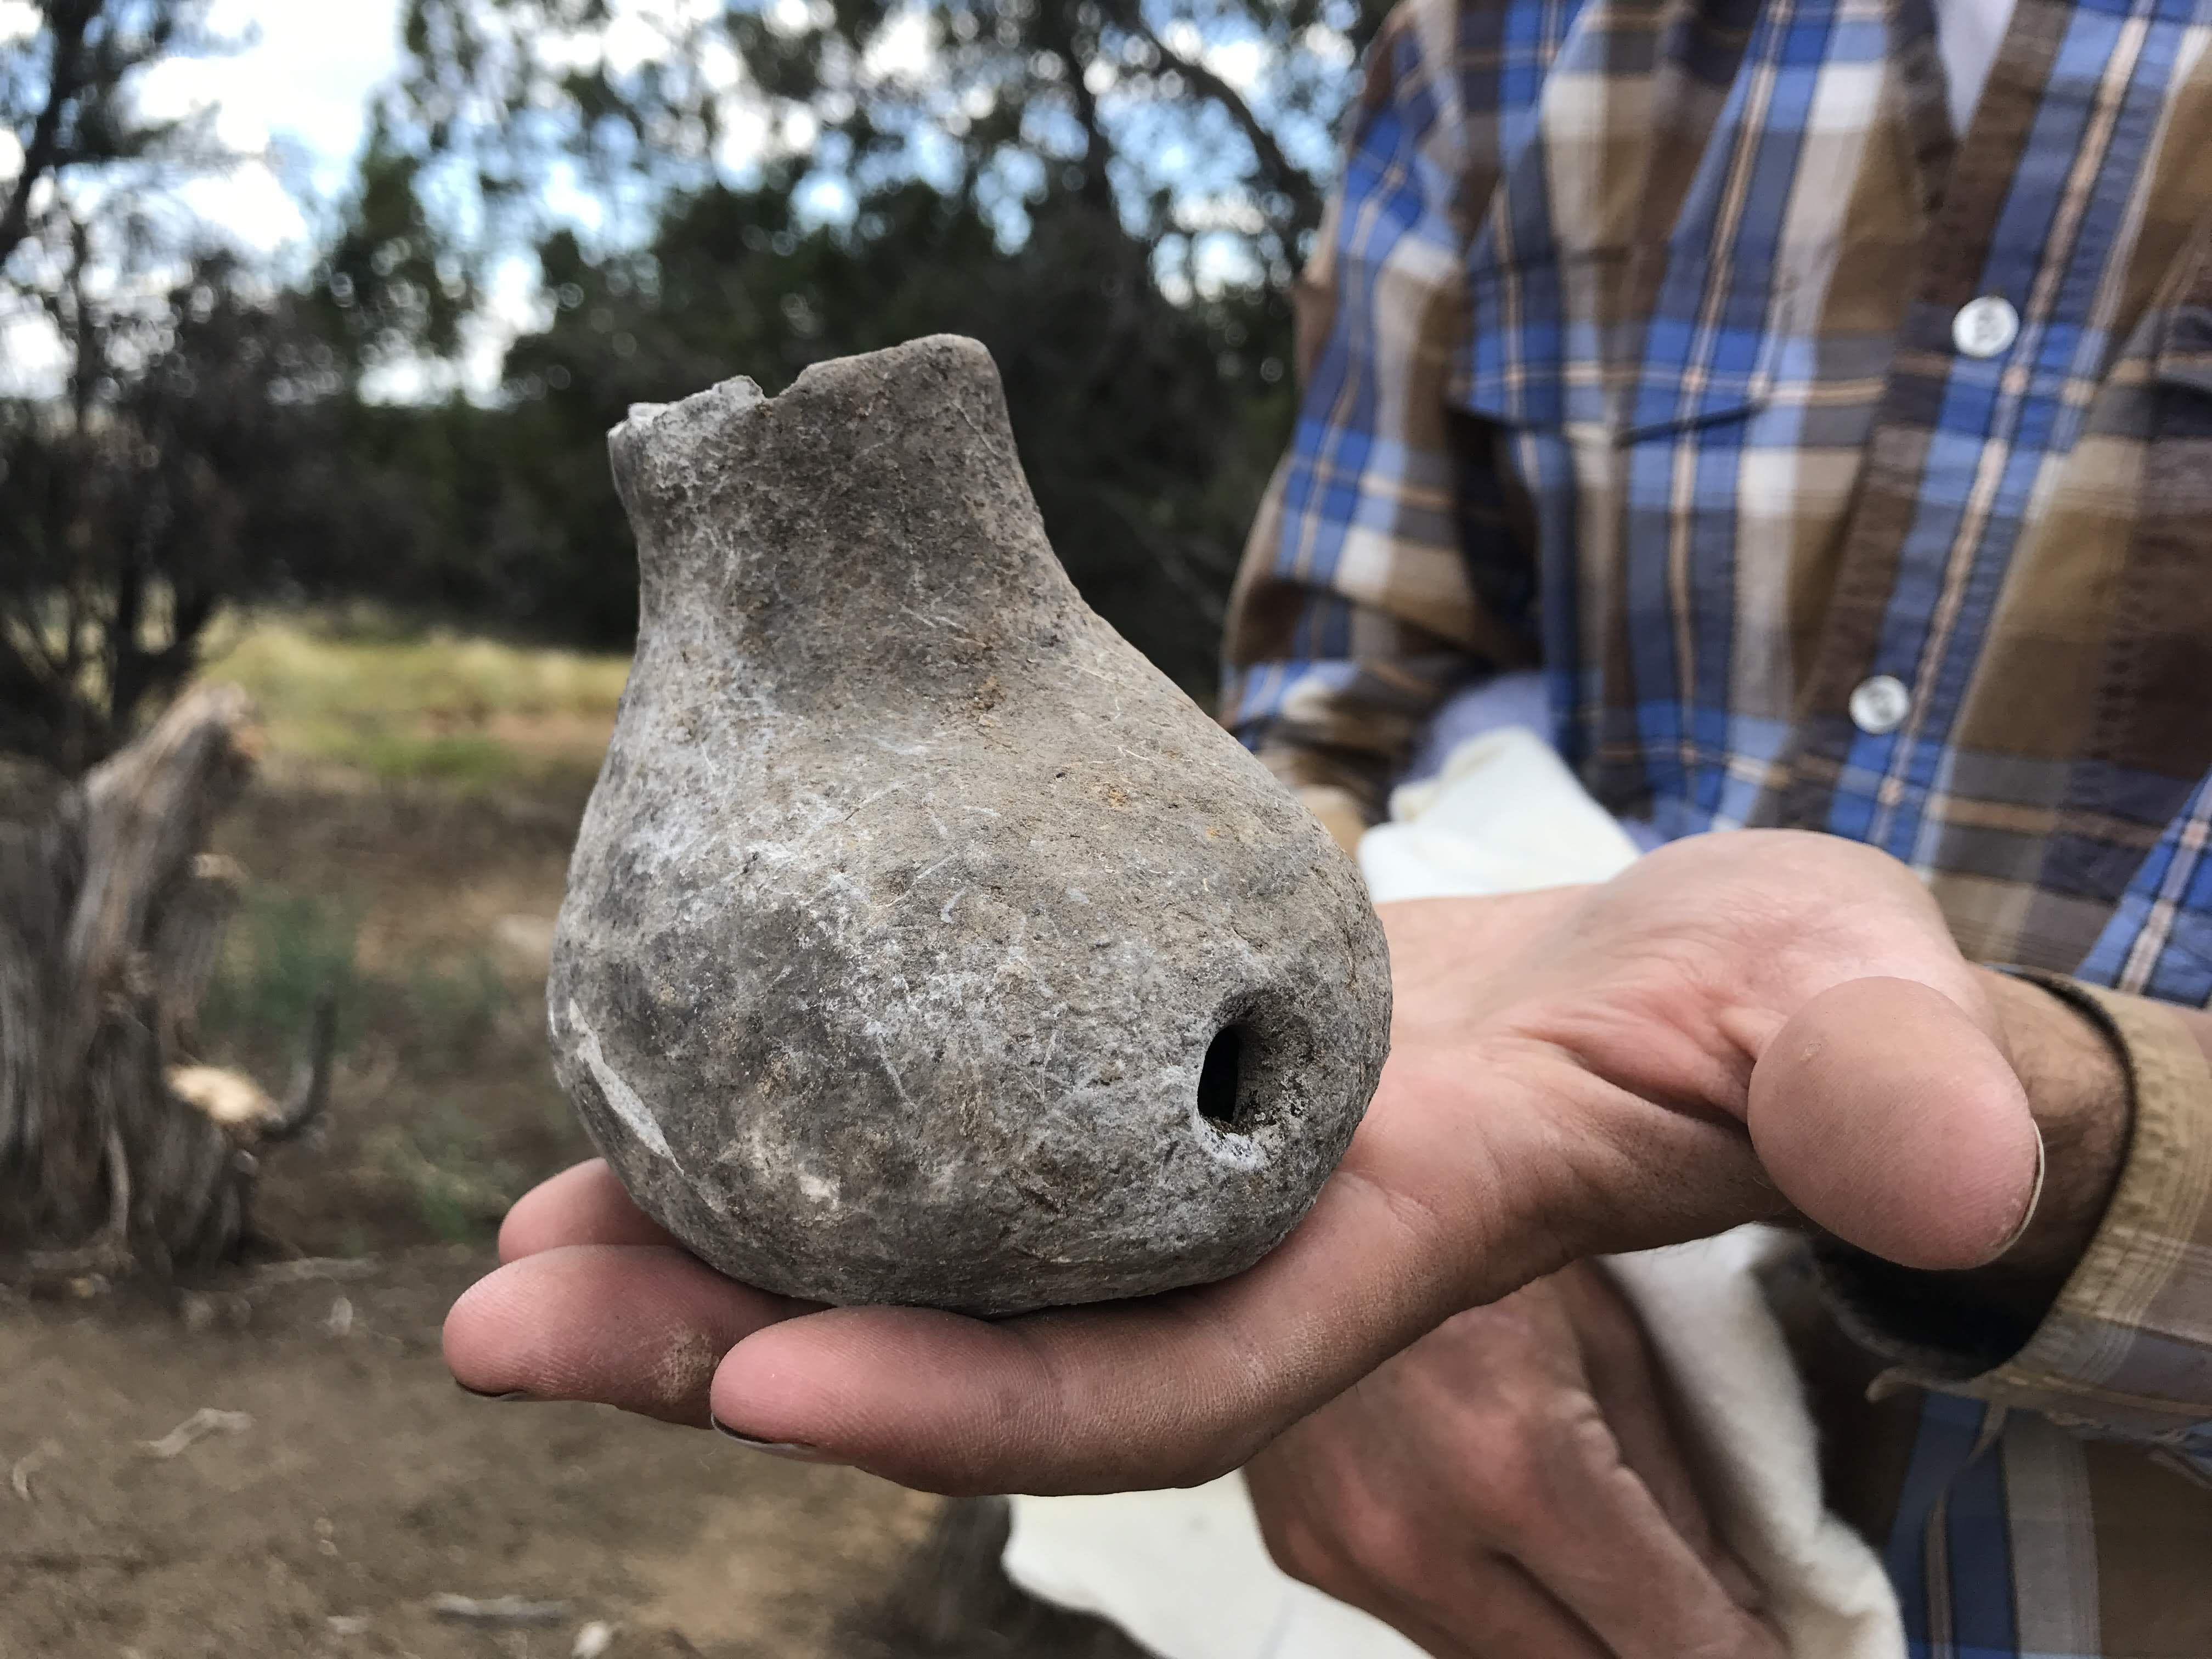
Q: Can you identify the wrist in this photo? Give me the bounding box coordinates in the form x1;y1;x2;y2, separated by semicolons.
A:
1967;969;2132;1312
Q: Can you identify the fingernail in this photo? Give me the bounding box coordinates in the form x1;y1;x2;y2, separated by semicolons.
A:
1994;1122;2050;1260
710;1417;840;1462
455;1381;535;1402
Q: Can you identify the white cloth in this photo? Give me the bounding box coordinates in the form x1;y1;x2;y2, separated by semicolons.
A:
1359;724;1645;904
1608;1233;1909;1658
1936;0;2021;134
1005;1477;1427;1659
1003;727;1906;1658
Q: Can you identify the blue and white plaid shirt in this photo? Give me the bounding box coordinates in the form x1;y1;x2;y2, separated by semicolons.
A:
1223;0;2212;1649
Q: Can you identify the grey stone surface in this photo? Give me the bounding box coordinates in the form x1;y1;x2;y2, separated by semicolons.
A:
549;335;1391;1316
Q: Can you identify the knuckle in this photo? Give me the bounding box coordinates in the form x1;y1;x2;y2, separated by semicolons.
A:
1258;1516;1334;1591
1464;1432;1538;1522
1334;1498;1426;1589
1249;1453;1371;1592
1549;1401;1624;1470
1463;1397;1612;1522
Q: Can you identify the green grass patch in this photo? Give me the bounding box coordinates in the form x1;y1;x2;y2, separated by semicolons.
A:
202;883;535;1247
200;889;360;1058
376;1101;523;1244
197;607;629;787
399;952;515;1073
351;729;521;788
202;606;631;724
201;883;515;1075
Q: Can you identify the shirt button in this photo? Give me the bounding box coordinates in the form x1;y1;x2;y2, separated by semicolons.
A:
1849;674;1912;735
1953;295;2020;359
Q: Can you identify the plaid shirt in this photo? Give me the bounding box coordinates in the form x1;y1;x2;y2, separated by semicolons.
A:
1223;0;2212;1650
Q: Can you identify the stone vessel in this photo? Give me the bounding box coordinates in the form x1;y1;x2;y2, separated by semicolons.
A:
549;335;1391;1316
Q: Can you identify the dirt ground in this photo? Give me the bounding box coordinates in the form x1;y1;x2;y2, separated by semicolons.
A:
0;1254;941;1659
5;707;1122;1659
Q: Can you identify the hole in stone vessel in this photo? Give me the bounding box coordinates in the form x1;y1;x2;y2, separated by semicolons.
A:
1198;1024;1248;1131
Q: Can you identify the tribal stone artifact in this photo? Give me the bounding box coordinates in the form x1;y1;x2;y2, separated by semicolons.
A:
549;335;1390;1316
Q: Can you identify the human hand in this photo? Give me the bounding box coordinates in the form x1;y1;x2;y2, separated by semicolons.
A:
447;830;2045;1494
1245;1261;1782;1659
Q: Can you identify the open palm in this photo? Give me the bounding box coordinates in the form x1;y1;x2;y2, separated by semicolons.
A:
445;830;2037;1495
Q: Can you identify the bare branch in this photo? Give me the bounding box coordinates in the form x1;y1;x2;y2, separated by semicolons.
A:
1120;15;1321;239
263;986;338;1146
0;0;95;269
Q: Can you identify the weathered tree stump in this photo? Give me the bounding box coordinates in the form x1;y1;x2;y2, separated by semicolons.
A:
0;683;332;1280
853;1498;1151;1659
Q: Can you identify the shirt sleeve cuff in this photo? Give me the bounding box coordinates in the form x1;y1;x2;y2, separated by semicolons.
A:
1815;977;2212;1446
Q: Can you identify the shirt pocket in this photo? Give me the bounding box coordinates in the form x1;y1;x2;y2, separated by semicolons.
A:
2038;232;2212;917
1455;246;1793;444
2097;260;2212;774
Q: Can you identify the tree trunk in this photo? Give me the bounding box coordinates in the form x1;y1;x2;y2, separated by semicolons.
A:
0;683;332;1279
853;1498;1152;1658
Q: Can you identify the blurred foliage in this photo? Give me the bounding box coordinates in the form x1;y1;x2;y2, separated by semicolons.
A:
479;174;1297;681
3;1;1393;768
359;0;1392;689
0;2;327;770
0;1;227;275
379;0;1389;287
0;252;371;769
306;133;477;374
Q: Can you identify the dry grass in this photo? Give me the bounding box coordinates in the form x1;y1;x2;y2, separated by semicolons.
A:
6;608;1124;1657
178;606;615;1251
198;607;629;789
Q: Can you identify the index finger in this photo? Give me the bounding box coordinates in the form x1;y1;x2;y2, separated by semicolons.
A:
445;1243;798;1423
704;1149;1483;1496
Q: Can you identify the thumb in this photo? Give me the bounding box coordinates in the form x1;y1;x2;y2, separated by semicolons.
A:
1746;977;2041;1270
